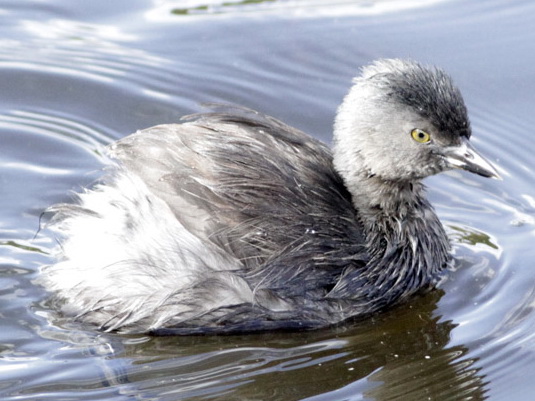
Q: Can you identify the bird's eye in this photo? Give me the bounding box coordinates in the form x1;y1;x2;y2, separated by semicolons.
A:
411;128;431;143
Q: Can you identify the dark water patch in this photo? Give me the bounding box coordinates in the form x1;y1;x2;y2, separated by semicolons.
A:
25;290;487;400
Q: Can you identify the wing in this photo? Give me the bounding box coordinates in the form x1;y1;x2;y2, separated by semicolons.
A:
44;106;369;333
109;105;366;275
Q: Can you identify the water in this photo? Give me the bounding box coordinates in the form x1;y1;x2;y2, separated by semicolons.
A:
1;0;534;399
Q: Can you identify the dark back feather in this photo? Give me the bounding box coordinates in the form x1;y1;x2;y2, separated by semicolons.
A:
110;106;367;282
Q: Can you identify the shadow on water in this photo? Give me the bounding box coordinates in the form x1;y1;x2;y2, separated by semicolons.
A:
23;220;493;400
93;289;486;400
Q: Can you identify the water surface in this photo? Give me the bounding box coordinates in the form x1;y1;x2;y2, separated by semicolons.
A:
1;0;535;400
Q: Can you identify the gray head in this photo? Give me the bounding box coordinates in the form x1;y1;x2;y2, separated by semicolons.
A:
333;59;499;191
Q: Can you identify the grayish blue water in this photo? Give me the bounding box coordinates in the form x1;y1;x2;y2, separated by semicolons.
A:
1;0;534;399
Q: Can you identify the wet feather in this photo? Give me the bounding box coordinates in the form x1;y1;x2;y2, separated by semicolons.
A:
40;59;495;334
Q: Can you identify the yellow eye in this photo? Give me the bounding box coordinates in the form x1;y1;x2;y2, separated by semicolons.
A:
411;128;431;143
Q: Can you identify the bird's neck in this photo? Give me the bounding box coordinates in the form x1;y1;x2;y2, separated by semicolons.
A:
349;171;447;250
327;171;451;310
352;170;450;281
349;173;424;226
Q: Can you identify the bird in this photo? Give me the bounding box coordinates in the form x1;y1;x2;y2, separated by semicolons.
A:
41;59;499;335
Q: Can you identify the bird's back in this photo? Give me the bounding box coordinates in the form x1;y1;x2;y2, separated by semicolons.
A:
111;107;366;271
44;106;367;333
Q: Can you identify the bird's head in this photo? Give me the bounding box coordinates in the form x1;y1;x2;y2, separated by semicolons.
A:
333;59;499;184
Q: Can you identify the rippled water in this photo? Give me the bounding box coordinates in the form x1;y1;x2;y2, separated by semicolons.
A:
1;0;535;400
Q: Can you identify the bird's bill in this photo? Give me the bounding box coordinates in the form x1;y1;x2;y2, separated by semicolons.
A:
443;137;501;179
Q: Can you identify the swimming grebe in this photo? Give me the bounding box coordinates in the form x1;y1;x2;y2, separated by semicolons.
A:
42;59;499;334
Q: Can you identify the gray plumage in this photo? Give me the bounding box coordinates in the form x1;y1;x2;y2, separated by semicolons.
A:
41;59;499;334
